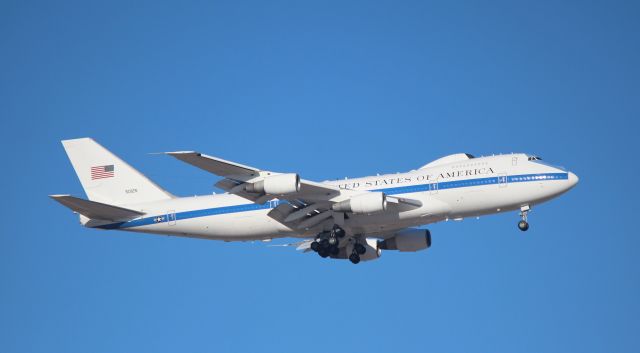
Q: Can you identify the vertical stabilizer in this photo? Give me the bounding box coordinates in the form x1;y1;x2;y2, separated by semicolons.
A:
61;138;173;205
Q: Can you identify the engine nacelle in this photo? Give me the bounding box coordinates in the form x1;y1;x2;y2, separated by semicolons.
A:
332;192;387;214
378;229;431;252
245;173;300;195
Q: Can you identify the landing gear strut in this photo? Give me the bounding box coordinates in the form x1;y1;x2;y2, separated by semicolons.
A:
331;226;345;238
518;205;530;231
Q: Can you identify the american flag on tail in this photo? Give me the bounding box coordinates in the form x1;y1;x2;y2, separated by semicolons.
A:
91;165;114;180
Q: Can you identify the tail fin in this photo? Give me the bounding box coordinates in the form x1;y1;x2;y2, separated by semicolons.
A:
61;138;173;205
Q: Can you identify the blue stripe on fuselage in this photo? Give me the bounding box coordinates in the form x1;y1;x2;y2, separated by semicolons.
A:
95;172;568;230
374;172;567;195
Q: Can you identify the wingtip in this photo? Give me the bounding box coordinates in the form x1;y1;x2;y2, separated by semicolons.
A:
61;137;94;145
165;151;194;154
164;151;200;156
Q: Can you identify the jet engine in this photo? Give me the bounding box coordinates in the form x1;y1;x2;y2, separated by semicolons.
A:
244;173;300;195
332;192;387;214
378;229;431;252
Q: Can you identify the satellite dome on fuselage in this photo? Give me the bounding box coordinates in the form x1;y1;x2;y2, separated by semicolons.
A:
419;153;476;169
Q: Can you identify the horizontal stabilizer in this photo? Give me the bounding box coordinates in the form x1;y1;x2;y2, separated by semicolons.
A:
50;195;145;221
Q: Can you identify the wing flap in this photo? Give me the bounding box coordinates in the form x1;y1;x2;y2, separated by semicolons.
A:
387;196;423;207
284;202;331;223
297;210;333;229
267;203;297;223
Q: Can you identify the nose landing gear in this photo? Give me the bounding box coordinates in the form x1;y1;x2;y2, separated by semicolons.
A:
518;220;529;231
518;205;530;231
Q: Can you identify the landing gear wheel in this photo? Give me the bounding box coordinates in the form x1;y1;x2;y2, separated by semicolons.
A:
318;249;329;258
332;226;345;238
518;205;530;232
349;253;361;264
518;220;529;231
310;241;320;252
319;239;329;248
354;243;366;255
330;245;340;255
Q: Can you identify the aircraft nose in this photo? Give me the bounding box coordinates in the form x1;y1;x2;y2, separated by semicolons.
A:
567;171;579;188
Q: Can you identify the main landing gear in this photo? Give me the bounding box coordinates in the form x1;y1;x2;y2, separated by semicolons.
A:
309;227;367;264
310;226;345;258
349;243;367;264
518;205;530;231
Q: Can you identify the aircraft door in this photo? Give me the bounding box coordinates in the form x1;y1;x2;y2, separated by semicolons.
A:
167;210;176;226
429;179;439;194
498;173;508;188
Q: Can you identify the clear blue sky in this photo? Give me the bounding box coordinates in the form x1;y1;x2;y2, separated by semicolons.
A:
2;0;638;352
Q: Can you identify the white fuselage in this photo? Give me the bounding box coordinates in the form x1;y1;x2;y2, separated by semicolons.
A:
89;154;578;240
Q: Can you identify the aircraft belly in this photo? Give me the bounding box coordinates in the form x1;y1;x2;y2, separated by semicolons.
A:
442;180;571;217
199;212;294;239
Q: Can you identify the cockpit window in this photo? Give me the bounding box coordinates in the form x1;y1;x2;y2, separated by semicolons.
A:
464;153;476;159
527;156;542;161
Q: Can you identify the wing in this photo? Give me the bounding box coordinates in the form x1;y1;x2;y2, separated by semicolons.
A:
165;151;260;177
166;151;343;202
165;151;422;230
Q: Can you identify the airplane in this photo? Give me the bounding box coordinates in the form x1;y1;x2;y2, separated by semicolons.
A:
51;138;579;264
